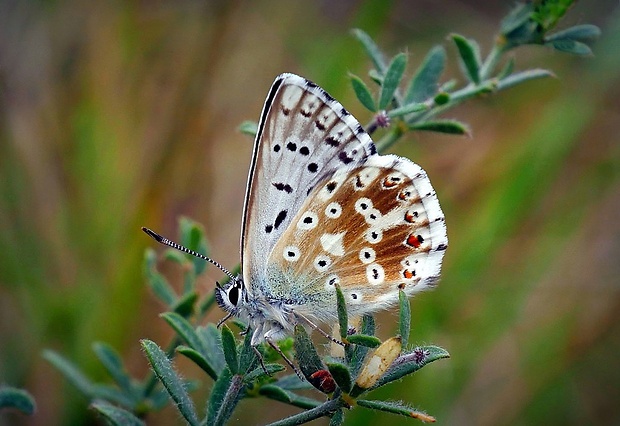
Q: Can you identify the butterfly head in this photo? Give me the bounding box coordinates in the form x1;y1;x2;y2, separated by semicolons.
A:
215;276;246;314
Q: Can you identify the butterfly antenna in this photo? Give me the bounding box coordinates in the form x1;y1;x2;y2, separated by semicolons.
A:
141;227;237;282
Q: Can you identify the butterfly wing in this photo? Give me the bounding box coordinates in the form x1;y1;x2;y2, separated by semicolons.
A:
267;154;448;322
241;74;377;294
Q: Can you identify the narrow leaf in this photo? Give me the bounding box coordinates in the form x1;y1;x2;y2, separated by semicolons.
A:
357;399;436;422
92;342;134;396
405;45;446;103
237;323;258;373
172;291;198;317
497;69;554;91
177;346;218;380
43;350;96;397
347;334;381;348
379;53;407;109
451;34;481;84
206;367;232;425
329;409;344;426
410;119;471;135
244;363;285;383
259;385;322;410
91;401;144;426
211;374;244;426
350;74;377;112
326;362;352;393
293;325;325;381
497;57;515;79
500;2;534;34
198;325;226;374
161;312;209;356
545;24;601;43
351;28;387;73
220;325;239;374
335;284;348;341
546;39;593;56
0;386;36;415
348;315;375;378
143;249;177;306
372;345;450;389
399;290;411;348
141;339;199;426
238;120;258;137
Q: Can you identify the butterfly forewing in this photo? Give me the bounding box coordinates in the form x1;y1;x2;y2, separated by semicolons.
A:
268;154;447;321
241;74;378;292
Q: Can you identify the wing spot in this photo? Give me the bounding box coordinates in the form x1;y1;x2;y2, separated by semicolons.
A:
315;120;326;131
365;229;383;244
283;246;300;262
265;225;273;233
273;144;281;152
297;211;318;230
325;136;339;147
338;151;353;164
308;163;319;173
272;182;293;193
281;106;290;116
274;210;287;230
359;247;376;264
326;182;337;193
366;263;385;285
325;202;342;218
286;142;297;152
314;255;332;272
299;146;310;156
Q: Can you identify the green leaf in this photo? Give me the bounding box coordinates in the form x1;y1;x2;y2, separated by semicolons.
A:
329;409;344;426
141;339;199;426
326;362;352;393
451;33;481;84
293;325;324;380
500;2;534;35
238;120;258;137
335;284;348;341
91;401;144;426
177;346;218;380
161;312;209;356
244;363;285;383
497;69;554;91
179;217;209;276
0;386;36;415
410;119;471;135
206;367;232;425
546;39;593;56
357;399;435;422
209;373;244;426
545;24;601;43
350;74;377;112
405;45;446;103
372;345;450;389
237;324;259;374
379;53;407;109
258;385;322;410
143;248;177;306
348;315;375;378
387;102;427;119
273;374;314;391
347;334;381;348
92;342;135;396
351;28;387;73
171;291;198;317
198;324;226;374
43;350;96;397
220;325;239;374
398;290;411;348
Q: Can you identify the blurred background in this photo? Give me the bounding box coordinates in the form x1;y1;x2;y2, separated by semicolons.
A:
1;1;619;425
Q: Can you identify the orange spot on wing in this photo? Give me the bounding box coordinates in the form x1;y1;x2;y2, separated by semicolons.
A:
406;234;421;248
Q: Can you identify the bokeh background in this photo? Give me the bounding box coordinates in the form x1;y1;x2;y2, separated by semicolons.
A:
1;1;619;425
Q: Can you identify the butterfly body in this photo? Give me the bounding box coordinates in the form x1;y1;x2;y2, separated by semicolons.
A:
215;73;448;347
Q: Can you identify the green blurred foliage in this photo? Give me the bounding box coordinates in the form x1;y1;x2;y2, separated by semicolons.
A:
0;1;619;425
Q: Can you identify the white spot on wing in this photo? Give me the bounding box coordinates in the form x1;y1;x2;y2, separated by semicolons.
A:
320;232;346;256
366;263;385;285
283;245;300;262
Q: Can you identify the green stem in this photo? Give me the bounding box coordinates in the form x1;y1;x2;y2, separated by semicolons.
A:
375;126;404;153
479;38;507;80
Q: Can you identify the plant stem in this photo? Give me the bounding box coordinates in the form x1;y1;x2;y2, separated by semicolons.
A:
266;398;343;426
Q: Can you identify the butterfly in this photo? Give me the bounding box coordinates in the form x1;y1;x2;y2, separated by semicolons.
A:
144;73;447;372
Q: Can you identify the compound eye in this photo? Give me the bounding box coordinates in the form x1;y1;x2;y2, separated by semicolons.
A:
228;285;240;306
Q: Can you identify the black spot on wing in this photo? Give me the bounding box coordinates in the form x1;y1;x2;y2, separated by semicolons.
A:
325;136;339;147
272;182;293;193
338;151;353;164
307;163;318;173
299;146;310;156
369;143;377;155
274;210;287;230
286;142;297;152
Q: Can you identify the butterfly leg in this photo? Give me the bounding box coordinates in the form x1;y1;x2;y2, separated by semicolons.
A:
216;312;233;328
252;346;271;376
264;334;304;380
294;312;345;346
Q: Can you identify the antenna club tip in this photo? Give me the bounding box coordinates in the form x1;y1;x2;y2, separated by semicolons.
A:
142;227;164;242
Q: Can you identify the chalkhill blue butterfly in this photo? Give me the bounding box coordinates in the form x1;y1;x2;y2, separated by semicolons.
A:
143;73;447;373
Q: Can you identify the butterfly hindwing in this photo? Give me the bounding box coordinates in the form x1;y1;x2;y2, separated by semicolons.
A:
241;74;377;292
268;154;448;321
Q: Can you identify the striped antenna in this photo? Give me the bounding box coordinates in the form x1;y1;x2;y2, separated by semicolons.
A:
141;227;237;282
